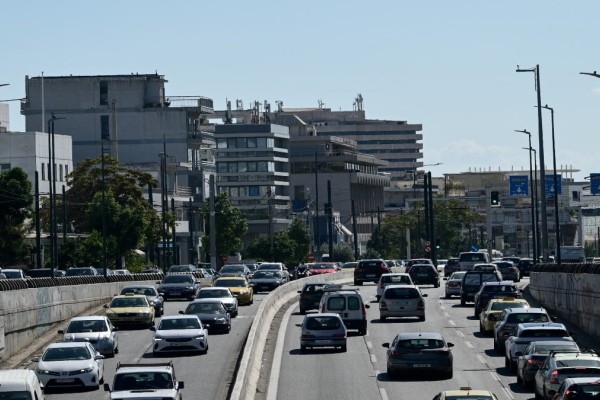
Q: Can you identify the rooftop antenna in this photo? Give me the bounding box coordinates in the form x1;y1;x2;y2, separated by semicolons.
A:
225;99;233;124
236;99;244;111
354;93;364;111
318;99;324;109
275;100;283;112
251;100;260;124
263;100;271;123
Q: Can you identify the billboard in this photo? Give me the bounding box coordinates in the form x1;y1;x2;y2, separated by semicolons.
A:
545;174;562;196
509;175;529;196
591;174;600;195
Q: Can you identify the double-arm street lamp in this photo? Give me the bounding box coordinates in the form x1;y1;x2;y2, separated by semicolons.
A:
516;65;549;261
516;129;537;262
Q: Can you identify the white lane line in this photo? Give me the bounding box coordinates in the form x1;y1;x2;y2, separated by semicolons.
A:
448;319;456;327
476;354;486;364
370;354;377;363
464;341;474;349
444;312;450;318
266;302;296;400
502;386;515;400
456;330;464;338
366;341;373;349
379;387;389;400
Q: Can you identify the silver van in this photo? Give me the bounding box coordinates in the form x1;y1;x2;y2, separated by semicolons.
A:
319;289;369;335
0;369;45;399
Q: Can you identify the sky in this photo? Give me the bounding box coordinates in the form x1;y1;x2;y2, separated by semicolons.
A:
2;1;600;181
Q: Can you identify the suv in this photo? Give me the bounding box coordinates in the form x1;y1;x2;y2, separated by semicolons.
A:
458;252;491;271
319;289;369;335
460;270;502;306
353;259;390;286
408;263;440;287
443;258;459;277
104;362;184;399
0;369;45;399
534;352;600;400
473;281;520;317
517;258;535;276
493;307;552;351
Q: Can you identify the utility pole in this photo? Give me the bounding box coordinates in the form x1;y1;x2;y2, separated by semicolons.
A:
327;180;333;261
35;171;41;268
352;200;359;260
314;152;320;259
423;173;430;258
428;172;437;265
268;188;274;261
171;198;177;265
209;174;217;271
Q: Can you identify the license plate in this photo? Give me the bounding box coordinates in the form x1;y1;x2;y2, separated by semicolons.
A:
315;340;333;345
171;342;188;346
413;364;431;368
56;378;75;383
366;274;376;278
417;273;428;277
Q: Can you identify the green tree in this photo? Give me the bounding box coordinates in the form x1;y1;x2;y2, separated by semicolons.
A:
0;168;33;266
245;237;270;262
201;192;248;266
287;217;311;264
319;243;355;262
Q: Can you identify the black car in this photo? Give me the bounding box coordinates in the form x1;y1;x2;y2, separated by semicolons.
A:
157;274;200;301
408;264;440;287
353;259;390;286
297;282;342;314
249;270;286;292
517;258;535;276
120;285;165;317
182;299;231;333
460;270;502;306
473;281;520;317
443;258;459;277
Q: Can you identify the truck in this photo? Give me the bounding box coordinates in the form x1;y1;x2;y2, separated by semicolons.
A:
103;362;184;399
559;245;585;263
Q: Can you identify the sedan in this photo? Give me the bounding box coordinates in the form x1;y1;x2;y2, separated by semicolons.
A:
120;284;164;317
214;277;254;305
382;332;454;380
150;315;208;355
379;285;427;322
300;313;347;352
444;271;466;298
103;294;155;328
181;299;231;333
59;316;118;357
157;274;199;301
249;270;286;292
408;264;440;287
516;340;580;388
32;341;104;390
195;287;238;317
307;263;338;276
479;298;530;334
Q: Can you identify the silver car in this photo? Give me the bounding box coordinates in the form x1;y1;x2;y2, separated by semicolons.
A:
444;271;466;298
151;315;208;355
300;313;347;352
59;316;119;357
379;284;427;321
376;273;413;301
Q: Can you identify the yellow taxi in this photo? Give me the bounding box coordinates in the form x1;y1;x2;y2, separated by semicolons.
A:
214;277;254;305
432;387;499;399
103;293;155;328
479;297;529;334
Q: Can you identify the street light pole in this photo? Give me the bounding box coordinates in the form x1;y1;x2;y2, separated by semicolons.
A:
517;130;537;262
517;65;549;261
47;113;65;273
541;105;561;264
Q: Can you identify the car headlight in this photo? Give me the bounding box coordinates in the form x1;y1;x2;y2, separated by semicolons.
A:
196;334;205;339
187;286;194;290
79;367;93;373
149;300;156;306
138;312;151;317
154;335;164;341
215;318;226;322
36;368;50;374
240;290;248;294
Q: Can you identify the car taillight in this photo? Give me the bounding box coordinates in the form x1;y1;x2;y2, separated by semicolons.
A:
380;301;388;310
380;263;388;272
361;303;366;318
333;333;345;338
417;300;425;310
301;334;315;339
391;349;408;356
527;359;542;365
549;370;559;384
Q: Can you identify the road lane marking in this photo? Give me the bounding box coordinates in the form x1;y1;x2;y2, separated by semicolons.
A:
367;341;373;349
266;302;296;400
379;387;389;400
448;319;456;327
464;341;473;349
476;354;486;364
457;331;464;338
370;354;377;363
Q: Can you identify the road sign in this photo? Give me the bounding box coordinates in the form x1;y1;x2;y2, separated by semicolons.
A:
545;174;562;196
591;174;600;195
470;244;479;252
425;240;431;247
424;246;432;253
509;175;529;196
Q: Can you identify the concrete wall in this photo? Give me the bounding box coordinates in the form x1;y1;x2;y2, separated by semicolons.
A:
529;272;600;338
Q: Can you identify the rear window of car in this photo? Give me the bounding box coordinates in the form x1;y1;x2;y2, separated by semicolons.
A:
411;265;433;272
555;358;600;367
506;313;549;323
396;339;445;350
382;275;411;284
384;288;420;299
327;297;345;311
520;329;568;337
359;260;384;268
491;301;525;311
305;316;342;330
460;253;487;262
347;296;360;310
483;285;516;293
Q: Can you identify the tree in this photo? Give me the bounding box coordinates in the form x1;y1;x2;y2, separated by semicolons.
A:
201;192;248;266
286;217;311;265
0;168;33;266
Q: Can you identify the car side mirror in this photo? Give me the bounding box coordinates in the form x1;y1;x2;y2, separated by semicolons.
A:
179;310;185;314
447;342;454;347
297;290;302;294
95;354;105;360
443;277;448;280
31;356;40;362
295;323;302;327
382;343;390;348
515;351;522;357
103;304;109;308
422;294;429;297
58;329;64;334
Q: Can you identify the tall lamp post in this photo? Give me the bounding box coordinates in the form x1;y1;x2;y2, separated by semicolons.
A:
412;162;443;197
527;146;541;262
516;129;537;262
47;113;65;274
516;65;549;261
541;105;561;264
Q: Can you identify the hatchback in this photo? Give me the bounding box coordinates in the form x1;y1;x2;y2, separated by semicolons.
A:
59;316;119;357
299;313;347;352
376;273;413;301
151;315;208;355
516;340;580;388
473;281;520;317
444;271;466;298
408;264;440;287
181;299;231;333
379;285;427;321
353;259;390;285
535;352;600;400
382;332;454;380
297;282;341;314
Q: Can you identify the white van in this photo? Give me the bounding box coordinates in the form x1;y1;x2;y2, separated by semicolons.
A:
0;369;45;399
319;289;369;335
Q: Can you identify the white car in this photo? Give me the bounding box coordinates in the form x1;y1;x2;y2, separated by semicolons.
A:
59;316;119;357
151;315;208;354
376;273;413;301
32;341;104;390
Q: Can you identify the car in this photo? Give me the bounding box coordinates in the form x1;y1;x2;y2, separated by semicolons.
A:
382;332;454;380
141;267;163;274
195;287;239;317
59;316;119;357
319;289;369;335
120;285;165;317
181;299;231;333
493;261;521;282
150;315;208;355
219;264;252;279
385;260;398;270
249;270;286;292
472;263;502;274
493;307;552;352
103;294;155;328
534;351;600;400
432;386;499;399
214;277;254;305
460;270;502;306
379;284;427;322
198;267;217;283
408;263;440;287
25;268;65;278
0;369;45;399
443;258;460;277
157;273;200;301
444;271;466;298
376;273;413;301
96;267;114;276
517;258;535;276
516;340;581;389
167;264;196;274
353;259;390;285
435;259;448;273
551;377;600;400
65;267;99;276
257;262;290;281
103;361;184;399
242;262;259;274
405;258;434;273
113;269;132;276
297;282;342;314
307;262;338;276
341;261;358;270
458;251;491;271
473;281;521;317
505;322;573;373
0;268;26;279
299;312;347;352
32;341;104;390
502;256;521;265
479;297;530;334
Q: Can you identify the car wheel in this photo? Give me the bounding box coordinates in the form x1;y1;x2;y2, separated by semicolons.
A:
375;296;380;302
300;345;307;353
444;369;453;379
387;368;397;380
354;280;363;286
341;344;347;352
460;297;466;306
493;339;499;351
534;390;543;400
232;310;238;318
505;356;511;369
479;322;484;333
250;296;254;305
516;371;522;385
358;328;367;335
445;292;451;299
299;308;306;314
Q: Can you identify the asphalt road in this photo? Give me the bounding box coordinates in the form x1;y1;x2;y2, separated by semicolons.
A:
271;277;547;400
23;292;269;400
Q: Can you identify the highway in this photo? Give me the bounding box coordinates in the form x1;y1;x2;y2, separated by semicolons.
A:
270;279;537;400
26;292;270;400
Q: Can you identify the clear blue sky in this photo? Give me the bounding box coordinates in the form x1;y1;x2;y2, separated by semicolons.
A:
2;1;600;181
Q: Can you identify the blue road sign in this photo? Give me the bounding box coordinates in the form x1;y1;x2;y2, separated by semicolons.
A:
509;175;529;196
545;174;562;196
470;244;479;252
591;174;600;195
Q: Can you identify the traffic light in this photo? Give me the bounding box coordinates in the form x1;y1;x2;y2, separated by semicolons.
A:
491;191;499;206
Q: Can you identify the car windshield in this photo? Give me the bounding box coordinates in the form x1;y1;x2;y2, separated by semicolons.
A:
215;279;246;288
507;313;549;323
42;346;91;361
110;297;149;307
66;268;95;276
67;319;107;333
163;275;193;284
113;372;174;391
450;272;466;280
221;265;245;273
122;287;157;296
2;271;22;278
197;289;230;298
305;316;342;330
396;339;445;350
186;302;225;314
158;318;200;330
491;301;525;310
252;271;280;279
533;343;579;353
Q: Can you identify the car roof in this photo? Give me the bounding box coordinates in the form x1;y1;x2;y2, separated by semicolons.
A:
161;315;200;321
113;294;147;299
549;351;599;360
395;332;444;340
380;273;410;277
505;307;546;313
562;377;600;385
488;298;528;305
189;298;224;304
69;316;109;321
302;281;337;287
516;322;567;330
441;388;496;396
216;276;246;281
122;284;155;289
47;341;91;349
304;312;342;319
384;284;419;290
481;281;516;286
199;286;229;291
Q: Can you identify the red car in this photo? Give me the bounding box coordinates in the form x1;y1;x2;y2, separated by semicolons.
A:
307;262;338;276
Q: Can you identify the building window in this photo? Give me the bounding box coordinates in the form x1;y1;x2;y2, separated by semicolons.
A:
247;138;257;148
41;164;46;181
249;186;259;196
47;163;51;182
60;165;64;181
100;81;108;105
100;115;110;140
65;165;69;178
